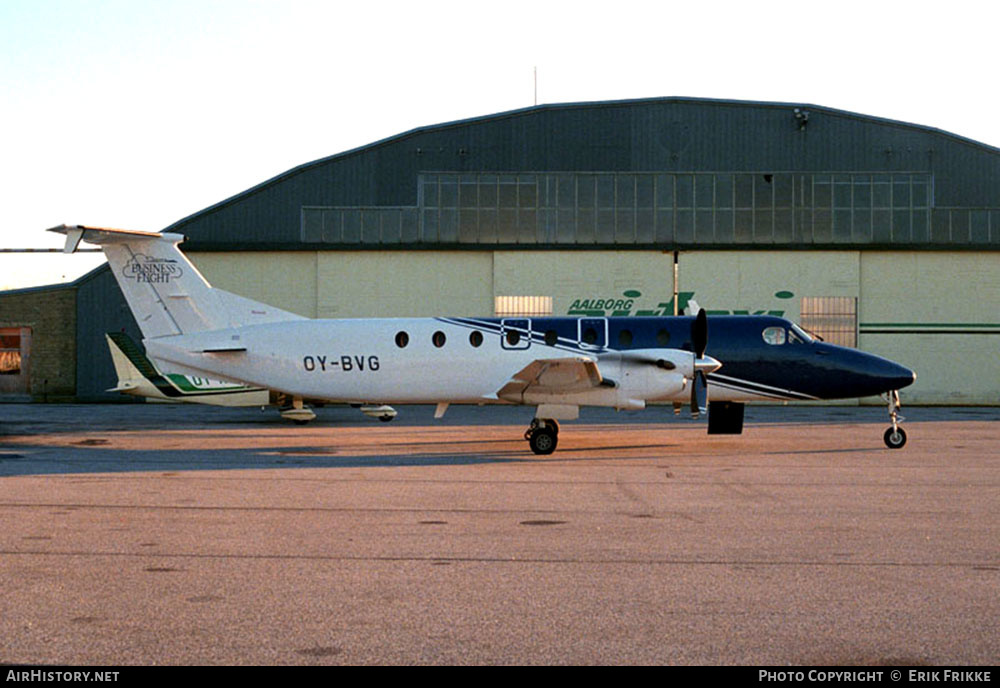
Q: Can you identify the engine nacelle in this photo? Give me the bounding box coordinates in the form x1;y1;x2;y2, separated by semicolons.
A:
605;349;693;404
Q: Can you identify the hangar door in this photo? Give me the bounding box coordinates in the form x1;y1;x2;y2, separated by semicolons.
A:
0;327;31;397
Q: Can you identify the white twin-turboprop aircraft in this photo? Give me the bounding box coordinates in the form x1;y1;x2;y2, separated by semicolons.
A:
52;225;916;454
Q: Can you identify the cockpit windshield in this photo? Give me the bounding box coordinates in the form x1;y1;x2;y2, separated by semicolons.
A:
763;323;814;346
788;323;814;344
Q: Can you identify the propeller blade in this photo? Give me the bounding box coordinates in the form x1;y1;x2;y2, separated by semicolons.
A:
688;307;710;419
692;308;707;359
690;370;708;418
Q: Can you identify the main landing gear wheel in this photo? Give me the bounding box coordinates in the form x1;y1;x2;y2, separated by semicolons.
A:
525;419;559;455
884;426;907;449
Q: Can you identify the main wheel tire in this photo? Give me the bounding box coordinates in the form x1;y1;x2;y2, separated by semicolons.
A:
884;426;907;449
528;427;558;455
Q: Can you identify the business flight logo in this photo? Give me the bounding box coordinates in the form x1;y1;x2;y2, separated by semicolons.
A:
122;254;183;283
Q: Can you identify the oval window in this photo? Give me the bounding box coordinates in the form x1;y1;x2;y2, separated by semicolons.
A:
618;329;633;347
544;329;558;346
656;329;670;346
432;331;447;348
395;331;409;348
762;326;786;345
469;330;483;347
506;330;521;346
582;327;597;345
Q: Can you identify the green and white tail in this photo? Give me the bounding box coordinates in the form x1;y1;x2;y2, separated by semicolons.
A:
105;331;268;405
50;225;304;339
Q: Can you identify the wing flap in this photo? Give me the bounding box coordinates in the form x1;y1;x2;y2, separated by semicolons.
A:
497;357;603;403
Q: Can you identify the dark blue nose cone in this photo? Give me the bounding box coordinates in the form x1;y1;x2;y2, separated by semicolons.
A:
813;346;916;398
880;359;917;391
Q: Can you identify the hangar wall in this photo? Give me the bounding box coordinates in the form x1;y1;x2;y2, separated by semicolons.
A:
859;252;1000;404
187;249;1000;405
22;98;999;403
0;286;77;402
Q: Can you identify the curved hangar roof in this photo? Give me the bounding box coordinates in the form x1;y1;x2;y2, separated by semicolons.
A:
169;97;1000;251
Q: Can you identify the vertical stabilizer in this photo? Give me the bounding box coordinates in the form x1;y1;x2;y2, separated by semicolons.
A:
49;225;304;338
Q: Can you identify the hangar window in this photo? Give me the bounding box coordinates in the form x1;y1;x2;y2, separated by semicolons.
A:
469;331;483;348
432;331;447;348
395;331;409;348
495;295;552;317
800;297;857;348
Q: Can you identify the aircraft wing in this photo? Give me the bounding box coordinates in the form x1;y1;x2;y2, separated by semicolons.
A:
496;356;606;403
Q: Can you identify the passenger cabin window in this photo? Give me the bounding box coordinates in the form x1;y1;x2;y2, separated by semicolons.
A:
578;318;607;349
618;329;633;347
395;331;409;348
544;329;558;346
432;331;446;348
762;326;786;345
656;329;670;346
469;331;483;347
501;319;531;350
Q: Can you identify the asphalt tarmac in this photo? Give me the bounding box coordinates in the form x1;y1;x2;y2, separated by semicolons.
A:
1;403;998;665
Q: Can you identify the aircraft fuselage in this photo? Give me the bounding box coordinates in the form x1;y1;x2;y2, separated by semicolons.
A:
144;315;915;408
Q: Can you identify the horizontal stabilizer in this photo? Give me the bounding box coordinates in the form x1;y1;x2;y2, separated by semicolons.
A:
48;224;182;253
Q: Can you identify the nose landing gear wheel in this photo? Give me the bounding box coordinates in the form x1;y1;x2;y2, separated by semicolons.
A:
883;390;907;449
884;426;907;449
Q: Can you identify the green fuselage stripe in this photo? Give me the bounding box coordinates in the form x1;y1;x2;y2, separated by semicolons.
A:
861;322;1000;335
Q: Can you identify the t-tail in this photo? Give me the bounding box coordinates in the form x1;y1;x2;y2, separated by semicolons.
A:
50;225;305;338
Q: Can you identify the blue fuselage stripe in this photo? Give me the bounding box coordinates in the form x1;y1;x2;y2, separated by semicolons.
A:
438;315;914;401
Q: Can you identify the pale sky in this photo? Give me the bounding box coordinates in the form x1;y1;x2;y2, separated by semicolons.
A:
2;0;997;289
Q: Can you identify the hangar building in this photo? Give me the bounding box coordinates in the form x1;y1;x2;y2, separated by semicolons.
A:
2;97;998;404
